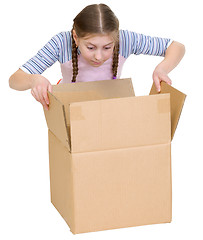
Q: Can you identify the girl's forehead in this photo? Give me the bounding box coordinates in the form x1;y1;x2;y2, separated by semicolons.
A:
81;34;114;44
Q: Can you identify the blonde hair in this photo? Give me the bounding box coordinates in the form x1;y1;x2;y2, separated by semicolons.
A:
71;4;119;82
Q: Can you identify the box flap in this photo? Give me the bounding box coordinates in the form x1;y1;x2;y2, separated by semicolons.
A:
52;78;135;126
53;90;104;126
70;94;171;153
52;78;135;98
44;92;70;150
44;78;135;150
150;82;186;140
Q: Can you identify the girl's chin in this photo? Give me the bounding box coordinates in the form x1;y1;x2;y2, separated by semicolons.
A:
90;61;103;66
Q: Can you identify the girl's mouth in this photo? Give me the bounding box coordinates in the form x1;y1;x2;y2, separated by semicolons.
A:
92;61;102;65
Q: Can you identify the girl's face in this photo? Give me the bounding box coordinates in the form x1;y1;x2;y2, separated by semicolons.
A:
73;31;115;67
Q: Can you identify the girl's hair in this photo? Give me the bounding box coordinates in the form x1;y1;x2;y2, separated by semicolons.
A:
71;4;119;82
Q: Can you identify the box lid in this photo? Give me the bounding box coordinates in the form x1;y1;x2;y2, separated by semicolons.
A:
150;82;186;140
51;78;135;96
70;94;171;153
44;78;135;150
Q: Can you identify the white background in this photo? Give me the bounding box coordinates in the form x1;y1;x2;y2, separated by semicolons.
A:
1;0;202;239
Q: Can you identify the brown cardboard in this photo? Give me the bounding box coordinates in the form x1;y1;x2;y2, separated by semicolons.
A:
44;78;135;150
44;78;185;234
70;94;171;153
150;81;186;140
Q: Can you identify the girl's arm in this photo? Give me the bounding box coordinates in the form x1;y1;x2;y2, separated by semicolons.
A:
9;69;52;110
153;41;185;92
9;32;64;109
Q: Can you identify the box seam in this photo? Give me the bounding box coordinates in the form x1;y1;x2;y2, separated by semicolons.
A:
71;141;171;154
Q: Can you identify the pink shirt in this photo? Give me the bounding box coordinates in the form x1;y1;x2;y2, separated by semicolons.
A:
60;54;126;83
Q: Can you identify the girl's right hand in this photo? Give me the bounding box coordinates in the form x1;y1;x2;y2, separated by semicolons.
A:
30;75;53;110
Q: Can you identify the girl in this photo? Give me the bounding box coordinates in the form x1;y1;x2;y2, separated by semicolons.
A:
9;3;185;110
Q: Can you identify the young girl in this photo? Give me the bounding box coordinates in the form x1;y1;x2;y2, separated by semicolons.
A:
9;3;185;110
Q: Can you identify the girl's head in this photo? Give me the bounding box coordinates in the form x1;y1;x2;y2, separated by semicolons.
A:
71;4;119;82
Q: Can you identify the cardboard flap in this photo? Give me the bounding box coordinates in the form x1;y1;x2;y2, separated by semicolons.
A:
53;90;105;126
44;92;70;150
150;82;186;140
52;78;135;98
69;94;171;153
52;78;135;125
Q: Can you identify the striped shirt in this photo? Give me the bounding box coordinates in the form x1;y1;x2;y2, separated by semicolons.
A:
20;30;172;83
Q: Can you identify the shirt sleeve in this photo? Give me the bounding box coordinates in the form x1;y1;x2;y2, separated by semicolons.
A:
119;30;173;59
20;32;72;74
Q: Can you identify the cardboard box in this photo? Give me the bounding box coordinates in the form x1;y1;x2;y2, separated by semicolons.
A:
44;78;186;234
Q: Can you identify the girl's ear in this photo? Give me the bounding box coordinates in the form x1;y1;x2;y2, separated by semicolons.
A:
72;29;79;47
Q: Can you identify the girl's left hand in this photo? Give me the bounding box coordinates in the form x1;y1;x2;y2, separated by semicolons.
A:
152;67;172;92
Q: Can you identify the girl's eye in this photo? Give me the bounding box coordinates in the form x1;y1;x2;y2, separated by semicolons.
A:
104;46;112;50
87;46;94;50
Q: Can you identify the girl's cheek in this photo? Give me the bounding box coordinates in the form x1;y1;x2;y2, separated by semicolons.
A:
106;51;113;59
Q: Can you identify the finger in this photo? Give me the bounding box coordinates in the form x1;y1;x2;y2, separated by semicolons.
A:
48;84;53;93
31;89;40;102
33;85;49;109
45;84;53;109
162;75;172;85
33;87;48;110
39;94;49;110
153;77;161;93
43;90;49;106
34;88;41;102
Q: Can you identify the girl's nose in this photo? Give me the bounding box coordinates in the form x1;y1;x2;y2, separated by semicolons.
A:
94;50;102;61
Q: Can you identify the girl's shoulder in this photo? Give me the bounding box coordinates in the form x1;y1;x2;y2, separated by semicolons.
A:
119;29;143;44
119;30;139;58
49;31;72;63
51;31;72;44
119;29;137;37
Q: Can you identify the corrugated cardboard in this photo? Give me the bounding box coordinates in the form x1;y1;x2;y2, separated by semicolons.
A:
44;78;186;234
150;81;186;139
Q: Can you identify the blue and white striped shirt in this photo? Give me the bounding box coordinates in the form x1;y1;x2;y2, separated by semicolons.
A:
20;30;172;83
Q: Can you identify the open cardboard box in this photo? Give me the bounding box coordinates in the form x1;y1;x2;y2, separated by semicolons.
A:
44;78;186;234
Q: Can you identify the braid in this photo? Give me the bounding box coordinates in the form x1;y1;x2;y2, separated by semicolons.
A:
112;40;119;79
71;30;78;82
